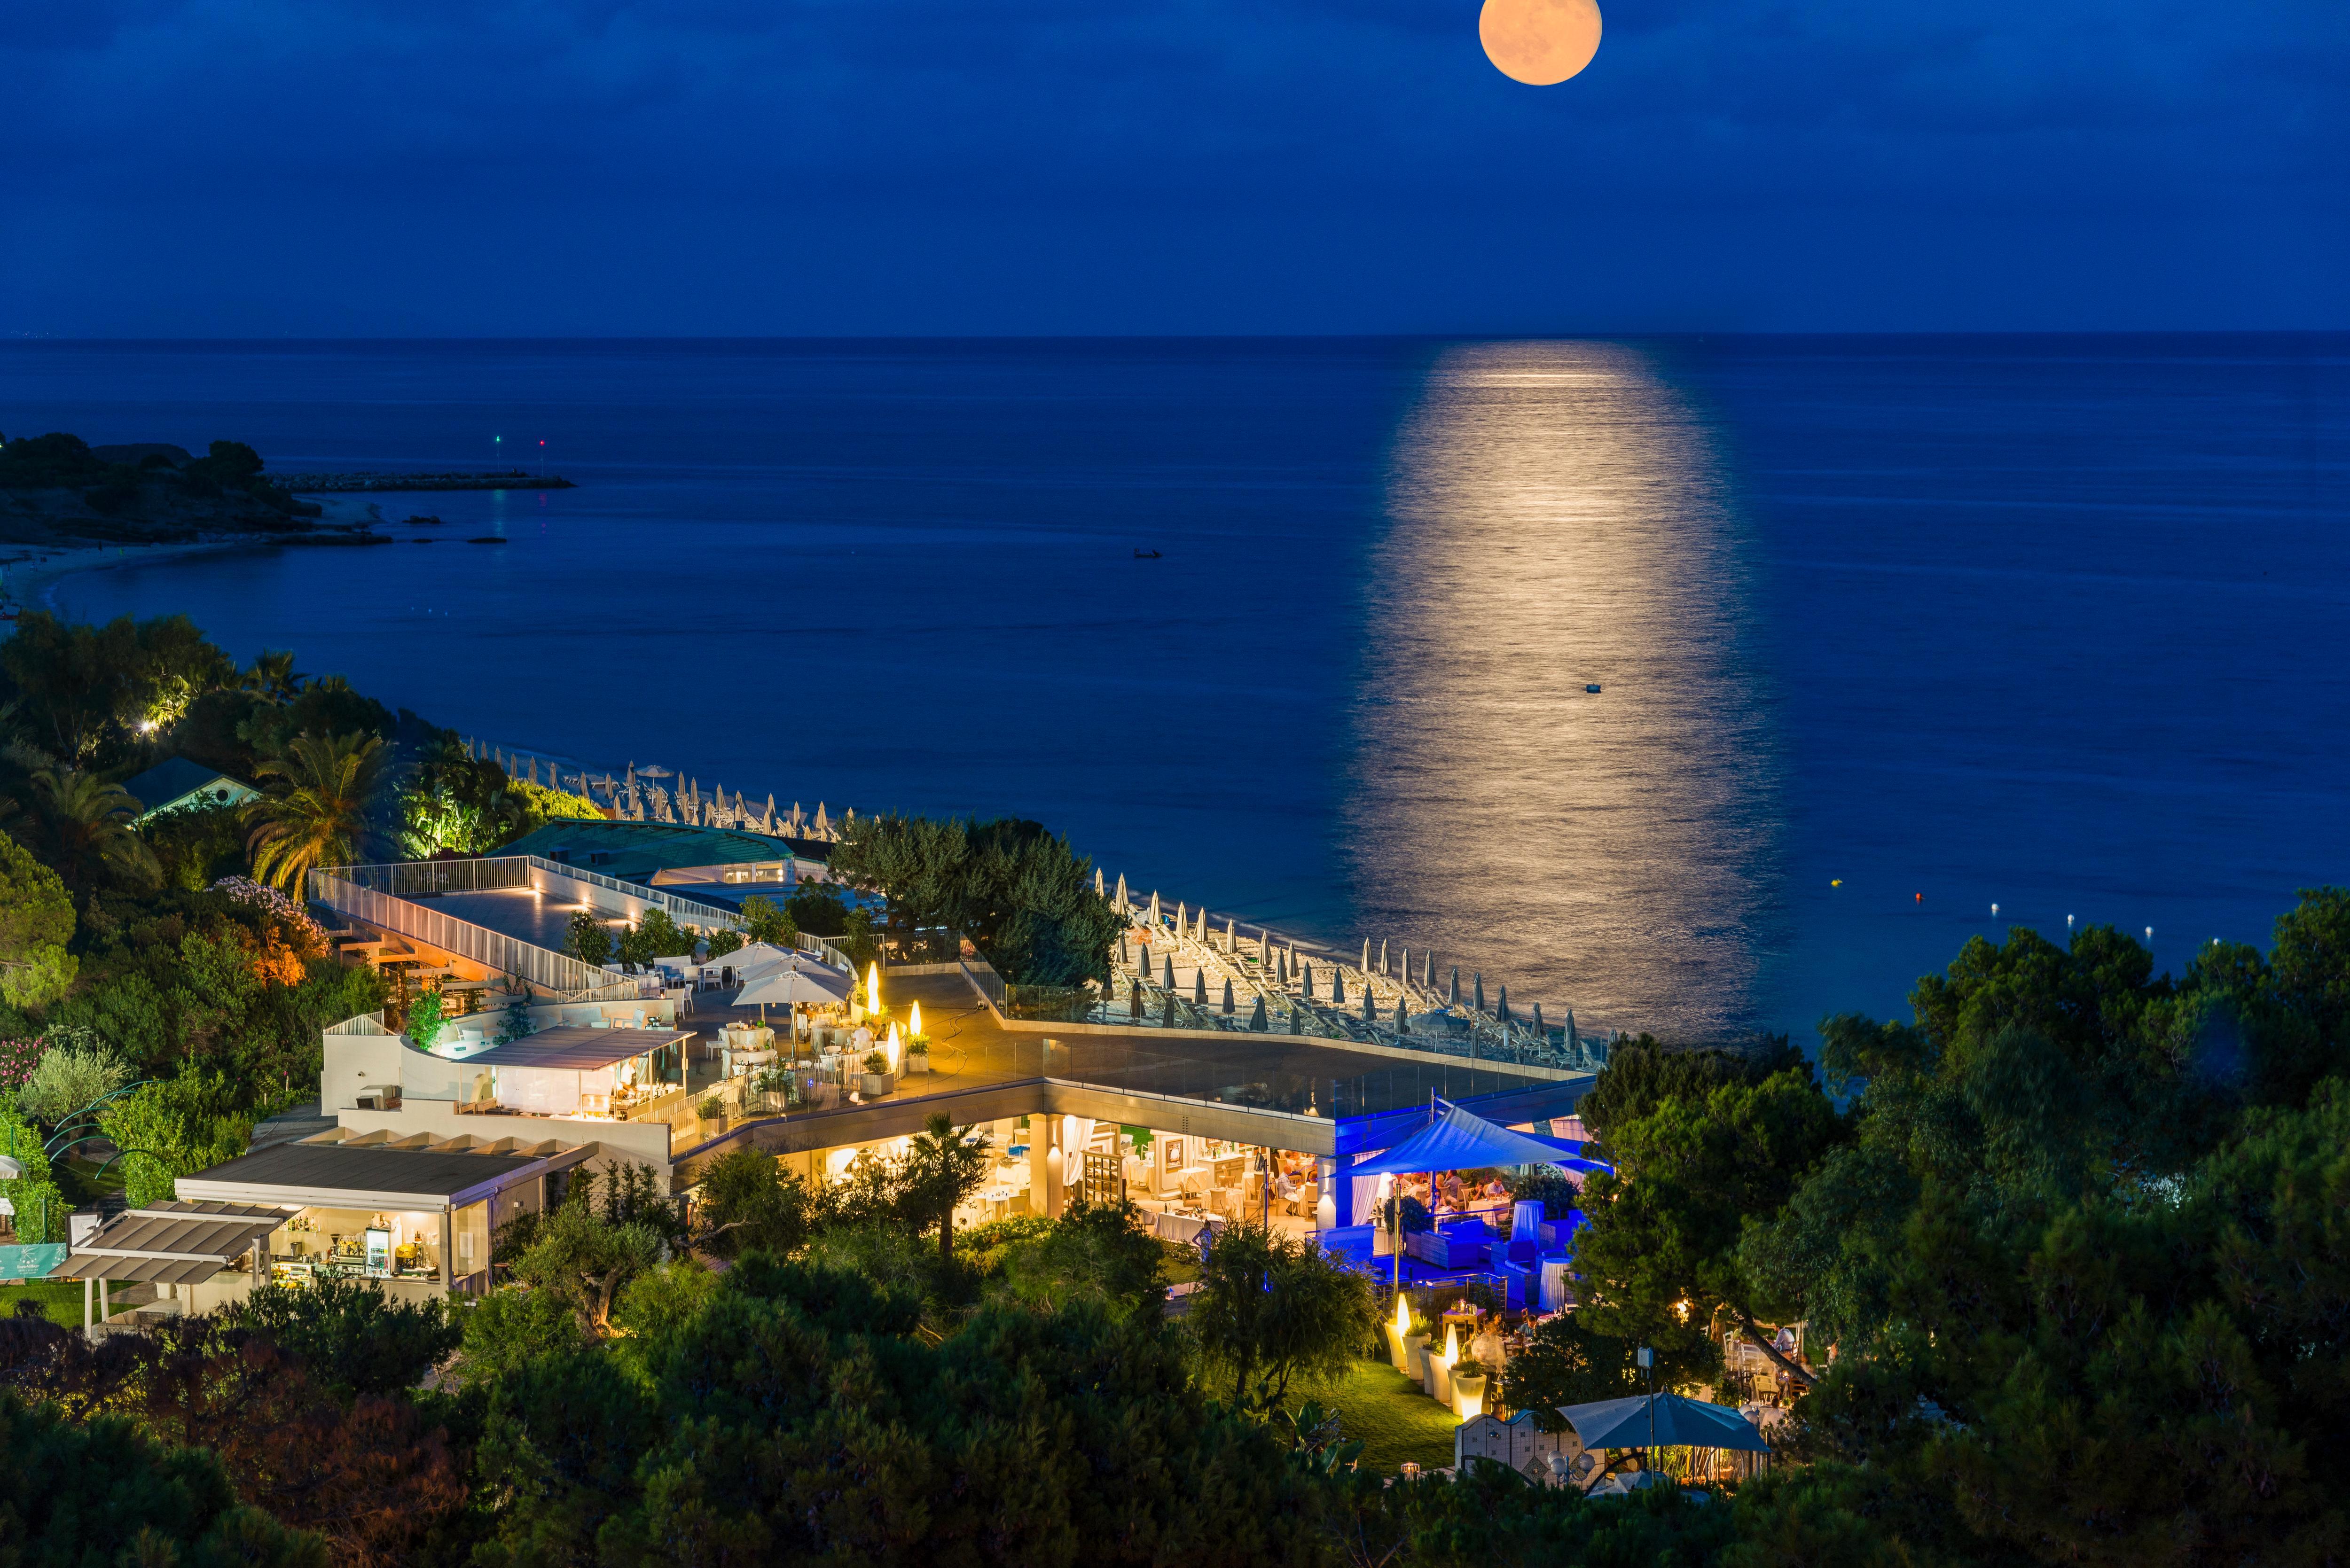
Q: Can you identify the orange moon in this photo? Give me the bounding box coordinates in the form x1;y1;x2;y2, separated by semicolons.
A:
1479;0;1602;86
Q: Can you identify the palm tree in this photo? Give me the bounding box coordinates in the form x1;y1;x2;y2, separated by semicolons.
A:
24;767;158;890
243;731;390;892
902;1113;994;1258
239;650;306;704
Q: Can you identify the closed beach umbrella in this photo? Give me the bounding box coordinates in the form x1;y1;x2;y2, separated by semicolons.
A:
1532;1002;1546;1042
1115;873;1129;909
1302;964;1316;1001
1361;938;1371;974
1474;974;1487;1013
1423;951;1434;989
1150;890;1162;926
1131;983;1144;1020
1379;938;1389;975
1362;986;1375;1023
1250;996;1267;1031
1497;985;1510;1022
1333;969;1347;1006
1566;1009;1580;1058
1261;927;1275;962
1394;999;1409;1033
1162;953;1176;991
1095;867;1105;897
1193;968;1207;1007
1161;994;1175;1028
1449;967;1461;1006
1221;978;1234;1014
1224;917;1235;952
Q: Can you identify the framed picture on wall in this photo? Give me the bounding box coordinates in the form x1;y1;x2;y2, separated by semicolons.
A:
1163;1137;1184;1170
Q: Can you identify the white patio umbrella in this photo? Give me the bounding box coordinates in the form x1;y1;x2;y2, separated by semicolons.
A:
735;963;852;1009
734;959;854;1035
713;942;803;976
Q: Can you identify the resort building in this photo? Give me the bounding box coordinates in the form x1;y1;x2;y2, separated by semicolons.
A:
498;820;830;901
82;854;1594;1326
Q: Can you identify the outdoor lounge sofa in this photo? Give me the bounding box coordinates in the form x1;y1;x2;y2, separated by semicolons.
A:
1405;1220;1493;1270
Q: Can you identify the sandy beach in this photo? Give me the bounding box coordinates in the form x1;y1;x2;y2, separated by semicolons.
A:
0;496;384;625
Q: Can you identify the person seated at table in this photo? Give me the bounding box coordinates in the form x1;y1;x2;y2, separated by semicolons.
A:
1274;1167;1299;1215
1482;1177;1509;1201
851;1022;874;1058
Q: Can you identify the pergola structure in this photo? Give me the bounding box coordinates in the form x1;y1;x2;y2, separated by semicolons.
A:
48;1200;288;1334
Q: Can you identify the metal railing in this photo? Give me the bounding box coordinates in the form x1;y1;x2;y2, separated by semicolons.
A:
959;946;1005;1007
308;868;641;1002
319;856;744;931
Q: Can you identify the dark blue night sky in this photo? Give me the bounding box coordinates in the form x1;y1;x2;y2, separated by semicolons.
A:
2;0;2344;335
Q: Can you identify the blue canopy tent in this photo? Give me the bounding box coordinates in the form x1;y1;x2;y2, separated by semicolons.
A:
1349;1099;1589;1177
1351;1099;1606;1287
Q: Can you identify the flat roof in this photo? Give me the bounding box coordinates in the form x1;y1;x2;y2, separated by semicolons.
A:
178;1140;545;1206
502;820;819;880
468;1024;689;1071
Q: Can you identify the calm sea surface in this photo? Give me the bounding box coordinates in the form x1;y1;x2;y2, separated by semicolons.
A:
6;336;2346;1044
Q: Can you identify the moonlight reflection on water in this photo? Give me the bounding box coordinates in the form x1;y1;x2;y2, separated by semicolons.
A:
1344;342;1782;1040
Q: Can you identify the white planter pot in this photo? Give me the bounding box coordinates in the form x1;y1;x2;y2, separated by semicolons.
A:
859;1072;893;1098
905;1054;931;1075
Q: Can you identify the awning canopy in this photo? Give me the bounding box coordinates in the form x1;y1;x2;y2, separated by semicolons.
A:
1555;1393;1771;1453
466;1025;689;1071
48;1201;288;1286
1349;1099;1588;1177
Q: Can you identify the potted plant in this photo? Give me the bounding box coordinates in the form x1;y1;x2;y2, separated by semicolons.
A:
904;1033;932;1074
1376;1194;1431;1257
1450;1356;1490;1420
859;1050;893;1099
697;1096;726;1135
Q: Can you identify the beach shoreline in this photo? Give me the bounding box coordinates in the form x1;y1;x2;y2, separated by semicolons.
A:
0;496;385;624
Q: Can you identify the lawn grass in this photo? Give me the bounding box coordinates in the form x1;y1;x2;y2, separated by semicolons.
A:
0;1278;89;1330
1315;1356;1459;1474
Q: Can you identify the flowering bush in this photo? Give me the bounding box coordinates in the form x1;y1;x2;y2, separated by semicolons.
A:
0;1035;46;1096
212;875;328;954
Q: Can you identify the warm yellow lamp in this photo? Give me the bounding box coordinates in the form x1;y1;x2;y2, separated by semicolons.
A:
885;1021;901;1072
866;962;881;1012
909;999;922;1036
1394;1295;1412;1338
1439;1323;1459;1368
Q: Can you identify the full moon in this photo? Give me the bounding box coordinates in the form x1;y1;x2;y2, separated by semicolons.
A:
1479;0;1601;86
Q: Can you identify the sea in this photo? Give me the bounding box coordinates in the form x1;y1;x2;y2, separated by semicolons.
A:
5;335;2346;1046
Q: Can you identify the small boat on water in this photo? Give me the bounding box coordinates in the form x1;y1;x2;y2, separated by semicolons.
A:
1133;548;1162;559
